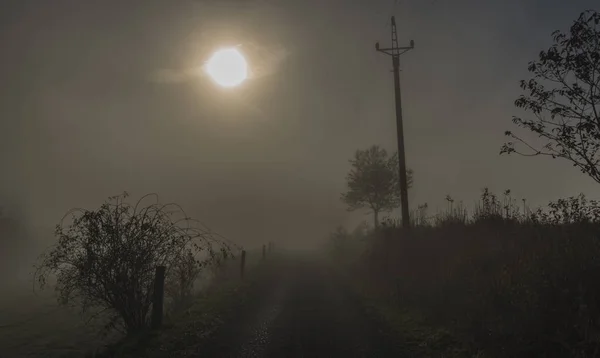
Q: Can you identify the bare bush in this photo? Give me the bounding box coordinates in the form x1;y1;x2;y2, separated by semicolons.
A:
34;192;235;335
164;251;203;310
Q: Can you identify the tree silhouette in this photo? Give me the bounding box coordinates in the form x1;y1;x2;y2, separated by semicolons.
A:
341;145;413;228
34;192;234;335
502;10;600;182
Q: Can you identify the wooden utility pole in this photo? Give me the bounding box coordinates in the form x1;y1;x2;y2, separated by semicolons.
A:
375;16;414;229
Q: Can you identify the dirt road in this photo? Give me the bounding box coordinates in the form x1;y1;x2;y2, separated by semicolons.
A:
197;255;405;357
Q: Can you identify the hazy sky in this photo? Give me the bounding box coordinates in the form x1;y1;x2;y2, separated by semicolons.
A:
1;0;598;248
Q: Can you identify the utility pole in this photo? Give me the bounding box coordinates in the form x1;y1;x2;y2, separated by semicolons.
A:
375;16;414;229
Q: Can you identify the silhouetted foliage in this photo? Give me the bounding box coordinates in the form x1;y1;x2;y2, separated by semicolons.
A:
341;145;413;228
502;10;600;182
530;193;600;224
34;192;234;335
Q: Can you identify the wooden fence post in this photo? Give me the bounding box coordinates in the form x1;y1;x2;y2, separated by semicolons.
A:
240;250;246;279
151;265;166;330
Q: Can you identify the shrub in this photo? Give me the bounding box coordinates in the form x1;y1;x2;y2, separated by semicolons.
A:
34;192;234;335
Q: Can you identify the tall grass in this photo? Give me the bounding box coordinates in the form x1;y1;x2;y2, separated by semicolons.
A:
331;189;600;357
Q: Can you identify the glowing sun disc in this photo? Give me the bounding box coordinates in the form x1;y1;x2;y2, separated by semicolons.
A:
206;48;248;87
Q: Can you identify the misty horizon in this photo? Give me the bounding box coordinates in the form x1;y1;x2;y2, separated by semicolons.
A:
1;0;598;252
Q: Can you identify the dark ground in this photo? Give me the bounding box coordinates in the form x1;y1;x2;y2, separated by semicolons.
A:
197;254;406;357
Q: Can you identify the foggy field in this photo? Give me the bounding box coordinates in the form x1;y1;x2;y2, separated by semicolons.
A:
0;233;108;357
0;288;110;357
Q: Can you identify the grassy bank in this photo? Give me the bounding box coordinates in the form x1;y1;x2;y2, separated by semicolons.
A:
329;191;600;358
332;260;477;358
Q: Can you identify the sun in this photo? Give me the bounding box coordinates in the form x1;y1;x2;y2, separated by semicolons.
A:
205;48;248;88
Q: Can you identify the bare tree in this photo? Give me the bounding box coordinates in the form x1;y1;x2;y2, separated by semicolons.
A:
341;145;413;228
34;192;234;335
502;10;600;182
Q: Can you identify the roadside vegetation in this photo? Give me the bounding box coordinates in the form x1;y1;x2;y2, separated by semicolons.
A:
330;190;600;357
0;192;266;358
331;10;600;357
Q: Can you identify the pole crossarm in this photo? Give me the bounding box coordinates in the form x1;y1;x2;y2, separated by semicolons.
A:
376;47;413;56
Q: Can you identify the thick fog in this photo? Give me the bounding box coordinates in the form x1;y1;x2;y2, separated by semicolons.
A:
1;0;599;282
